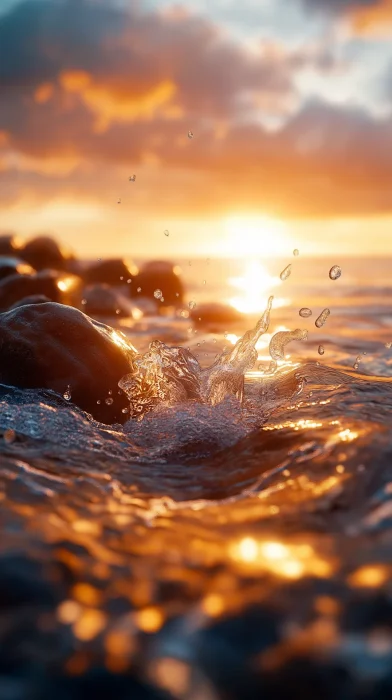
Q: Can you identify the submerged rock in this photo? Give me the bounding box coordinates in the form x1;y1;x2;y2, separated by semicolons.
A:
82;283;135;318
0;256;34;281
131;261;184;307
84;259;138;287
21;235;75;271
0;270;82;311
190;303;242;329
0;302;137;423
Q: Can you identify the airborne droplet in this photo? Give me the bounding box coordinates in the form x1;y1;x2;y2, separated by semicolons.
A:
117;198;121;204
63;385;72;401
329;265;342;280
164;229;169;237
154;289;163;299
188;300;196;309
188;130;194;139
299;308;312;318
385;342;392;349
280;264;292;281
318;345;325;356
293;249;299;257
105;397;114;406
315;308;330;328
129;174;136;182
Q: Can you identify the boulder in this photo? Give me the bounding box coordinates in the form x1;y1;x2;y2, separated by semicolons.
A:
21;235;75;271
0;270;82;311
131;260;184;307
9;294;52;310
83;259;138;287
190;303;243;329
0;302;137;423
0;256;34;281
82;283;135;318
0;233;23;256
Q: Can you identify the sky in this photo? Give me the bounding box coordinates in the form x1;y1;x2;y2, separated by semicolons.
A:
1;0;392;258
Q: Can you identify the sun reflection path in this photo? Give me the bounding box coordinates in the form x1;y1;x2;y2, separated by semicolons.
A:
228;261;289;314
229;537;333;580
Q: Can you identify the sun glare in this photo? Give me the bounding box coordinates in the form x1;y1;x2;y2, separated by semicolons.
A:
224;215;290;257
228;260;289;314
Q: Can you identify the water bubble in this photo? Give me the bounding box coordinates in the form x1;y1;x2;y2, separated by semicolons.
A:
188;130;194;139
154;289;163;299
129;174;136;182
164;229;169;237
63;385;72;401
293;249;299;256
188;300;196;309
299;308;312;318
280;264;292;281
318;345;325;356
105;397;114;406
356;355;361;363
315;308;330;328
4;429;15;444
329;265;342;281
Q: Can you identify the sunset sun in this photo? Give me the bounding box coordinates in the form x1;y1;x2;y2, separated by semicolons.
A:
224;215;291;258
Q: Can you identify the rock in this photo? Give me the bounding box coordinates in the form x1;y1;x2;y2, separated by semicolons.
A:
82;284;135;318
9;295;52;310
21;235;75;271
0;302;137;423
0;270;82;311
84;259;138;287
0;256;34;281
131;261;184;307
0;233;23;256
190;303;242;329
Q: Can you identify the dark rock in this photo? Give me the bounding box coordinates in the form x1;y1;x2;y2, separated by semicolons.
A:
0;302;137;423
0;233;23;256
42;669;175;700
0;270;82;312
21;236;75;271
190;303;242;329
131;261;184;307
0;256;34;281
82;284;135;318
9;295;52;310
83;259;137;287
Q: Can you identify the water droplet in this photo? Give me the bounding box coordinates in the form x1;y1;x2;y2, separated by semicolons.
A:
97;400;101;405
164;229;169;237
116;309;121;315
353;362;359;370
117;198;121;204
315;308;330;328
280;264;292;281
203;279;206;285
293;249;299;256
108;390;112;395
356;355;361;363
299;308;312;318
4;429;15;444
188;130;194;139
122;407;129;414
63;385;72;401
269;328;308;362
137;287;142;293
81;299;87;305
154;289;163;299
105;397;114;406
318;345;325;356
385;342;392;349
329;265;341;280
129;174;136;182
188;300;196;309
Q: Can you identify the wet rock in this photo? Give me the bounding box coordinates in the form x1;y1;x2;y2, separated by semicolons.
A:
0;302;137;423
0;233;23;256
191;303;242;329
0;270;82;311
42;669;175;700
84;259;138;287
131;261;184;307
0;256;34;281
21;236;75;271
9;294;52;310
82;284;135;318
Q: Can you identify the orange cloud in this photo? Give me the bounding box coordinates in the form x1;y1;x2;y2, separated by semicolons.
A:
350;0;392;33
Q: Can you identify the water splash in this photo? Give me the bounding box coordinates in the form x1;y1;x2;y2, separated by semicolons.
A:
280;264;292;281
299;308;312;318
329;265;342;280
315;308;330;328
267;328;308;373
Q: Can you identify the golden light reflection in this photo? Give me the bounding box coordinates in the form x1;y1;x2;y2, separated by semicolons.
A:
228;260;289;314
348;566;389;589
224;216;291;257
229;537;332;579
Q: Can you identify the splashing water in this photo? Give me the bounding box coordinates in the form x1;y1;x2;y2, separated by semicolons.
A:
315;308;330;328
280;264;292;281
329;265;342;280
267;328;308;373
299;308;312;318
